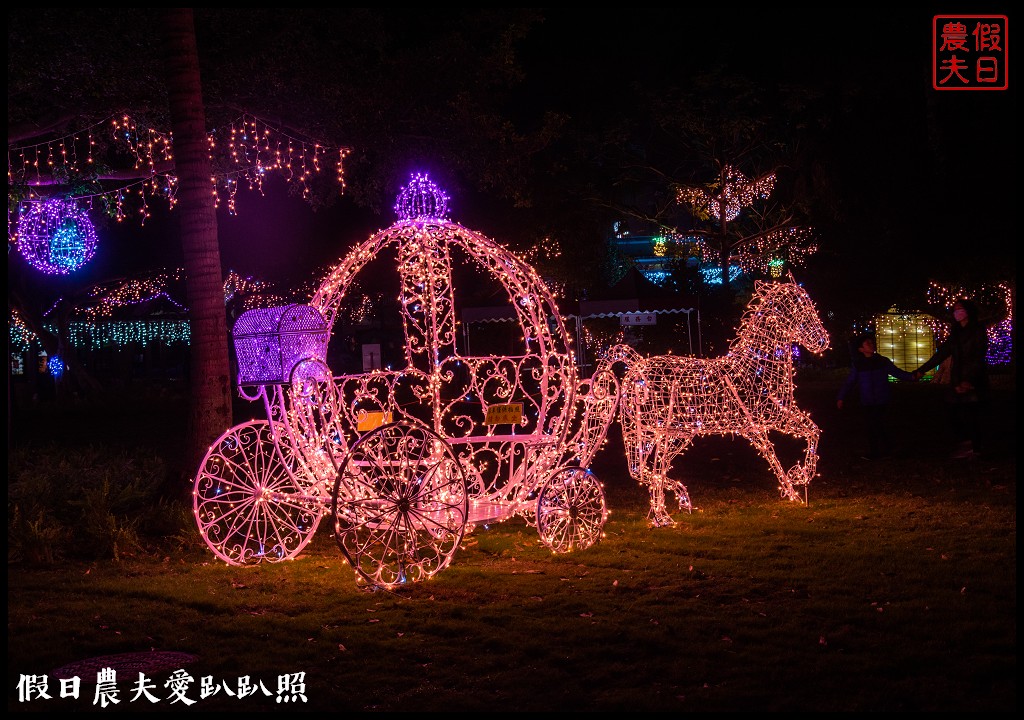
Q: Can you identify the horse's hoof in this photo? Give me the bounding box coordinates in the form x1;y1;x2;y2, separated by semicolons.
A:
785;465;811;487
647;512;677;528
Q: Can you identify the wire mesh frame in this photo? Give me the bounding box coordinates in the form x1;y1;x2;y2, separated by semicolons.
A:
606;280;830;526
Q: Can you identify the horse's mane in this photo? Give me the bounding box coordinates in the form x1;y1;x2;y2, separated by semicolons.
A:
729;281;781;351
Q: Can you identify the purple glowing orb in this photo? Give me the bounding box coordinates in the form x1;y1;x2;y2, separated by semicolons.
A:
17;197;98;275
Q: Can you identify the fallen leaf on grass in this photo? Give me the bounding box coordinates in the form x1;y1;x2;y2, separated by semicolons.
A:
368;618;380;623
580;612;593;618
338;644;347;652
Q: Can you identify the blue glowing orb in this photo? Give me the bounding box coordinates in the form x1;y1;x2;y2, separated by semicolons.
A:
47;355;65;379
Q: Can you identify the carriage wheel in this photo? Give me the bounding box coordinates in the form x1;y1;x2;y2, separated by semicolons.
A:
193;421;321;565
536;466;608;553
332;421;468;588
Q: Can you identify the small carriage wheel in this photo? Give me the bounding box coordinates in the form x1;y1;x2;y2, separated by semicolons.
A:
193;421;322;565
536;467;608;553
331;421;469;589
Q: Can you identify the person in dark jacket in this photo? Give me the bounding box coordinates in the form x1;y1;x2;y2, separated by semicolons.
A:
837;332;915;460
913;298;990;459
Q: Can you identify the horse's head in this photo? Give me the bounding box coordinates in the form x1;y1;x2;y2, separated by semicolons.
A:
757;279;830;355
605;343;643;366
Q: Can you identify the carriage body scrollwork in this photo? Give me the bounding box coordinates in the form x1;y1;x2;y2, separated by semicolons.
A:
193;175;618;588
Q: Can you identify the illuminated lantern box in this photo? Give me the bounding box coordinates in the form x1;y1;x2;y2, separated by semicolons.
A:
232;304;329;386
874;307;938;373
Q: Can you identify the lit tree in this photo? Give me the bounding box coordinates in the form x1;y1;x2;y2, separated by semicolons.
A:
673;162;818;287
587;68;827;353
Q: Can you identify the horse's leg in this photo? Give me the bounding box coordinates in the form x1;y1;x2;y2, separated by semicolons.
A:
623;417;689;526
742;427;802;503
621;412;659;516
780;410;821;497
644;435;692;527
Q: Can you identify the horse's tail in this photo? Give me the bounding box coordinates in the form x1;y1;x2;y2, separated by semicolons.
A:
586;344;639;410
593;344;640;422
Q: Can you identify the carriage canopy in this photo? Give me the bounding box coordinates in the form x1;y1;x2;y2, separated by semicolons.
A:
232;303;329;386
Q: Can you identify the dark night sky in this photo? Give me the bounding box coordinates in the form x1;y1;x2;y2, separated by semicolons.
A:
516;9;1015;294
90;8;1014;319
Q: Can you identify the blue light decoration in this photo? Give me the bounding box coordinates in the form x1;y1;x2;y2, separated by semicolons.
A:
987;315;1013;365
67;320;191;349
700;264;743;285
47;355;65;379
16;197;98;275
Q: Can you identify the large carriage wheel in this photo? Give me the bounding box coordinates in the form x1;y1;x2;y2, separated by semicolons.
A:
536;467;608;553
332;421;469;588
193;421;322;565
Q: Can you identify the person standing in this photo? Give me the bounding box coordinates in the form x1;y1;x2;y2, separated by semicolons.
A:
837;332;915;460
913;299;990;459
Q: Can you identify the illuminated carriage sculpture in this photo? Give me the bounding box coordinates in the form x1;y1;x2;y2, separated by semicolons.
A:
193;175;619;588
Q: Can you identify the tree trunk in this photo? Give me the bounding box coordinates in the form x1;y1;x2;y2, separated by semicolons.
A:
161;9;232;479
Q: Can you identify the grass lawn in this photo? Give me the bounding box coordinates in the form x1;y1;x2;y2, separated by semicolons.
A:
7;369;1016;712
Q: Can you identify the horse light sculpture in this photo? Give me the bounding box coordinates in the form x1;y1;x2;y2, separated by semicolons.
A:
605;279;829;526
